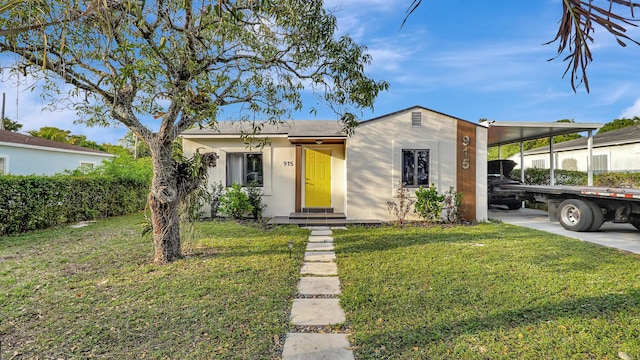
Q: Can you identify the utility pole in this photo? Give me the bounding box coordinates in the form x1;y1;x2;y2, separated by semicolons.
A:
1;93;5;130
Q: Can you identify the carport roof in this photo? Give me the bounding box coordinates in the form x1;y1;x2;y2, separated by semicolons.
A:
486;121;603;147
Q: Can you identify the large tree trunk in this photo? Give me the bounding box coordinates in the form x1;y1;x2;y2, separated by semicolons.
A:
147;137;218;264
149;193;182;263
149;142;183;264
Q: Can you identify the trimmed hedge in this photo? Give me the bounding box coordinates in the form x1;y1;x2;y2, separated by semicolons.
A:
510;168;640;187
0;175;148;236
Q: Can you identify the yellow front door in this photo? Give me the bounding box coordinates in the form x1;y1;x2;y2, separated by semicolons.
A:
305;149;331;207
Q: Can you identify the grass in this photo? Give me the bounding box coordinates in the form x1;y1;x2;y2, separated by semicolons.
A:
334;222;640;359
4;215;640;359
0;213;309;359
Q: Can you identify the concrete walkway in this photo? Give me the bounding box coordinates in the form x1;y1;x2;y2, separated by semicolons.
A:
282;227;355;360
489;206;640;254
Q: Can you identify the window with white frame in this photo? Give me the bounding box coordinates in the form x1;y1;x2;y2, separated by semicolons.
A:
402;149;430;187
226;153;263;186
531;159;545;169
0;157;5;175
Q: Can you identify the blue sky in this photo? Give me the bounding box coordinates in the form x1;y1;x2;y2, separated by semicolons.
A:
2;0;640;144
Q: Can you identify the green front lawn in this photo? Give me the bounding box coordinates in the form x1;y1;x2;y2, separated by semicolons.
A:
3;215;640;359
0;214;308;359
335;223;640;359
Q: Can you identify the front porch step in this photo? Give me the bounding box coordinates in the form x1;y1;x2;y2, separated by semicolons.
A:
289;212;346;220
267;216;382;227
302;207;334;214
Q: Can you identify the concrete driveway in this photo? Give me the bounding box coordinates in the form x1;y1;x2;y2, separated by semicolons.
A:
489;206;640;255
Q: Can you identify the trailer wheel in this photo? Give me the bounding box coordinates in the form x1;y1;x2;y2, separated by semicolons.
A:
630;216;640;231
585;200;605;232
507;201;523;210
558;199;594;232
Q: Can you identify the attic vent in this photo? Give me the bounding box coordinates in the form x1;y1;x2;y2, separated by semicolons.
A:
411;112;422;127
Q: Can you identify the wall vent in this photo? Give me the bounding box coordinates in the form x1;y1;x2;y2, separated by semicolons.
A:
411;112;422;127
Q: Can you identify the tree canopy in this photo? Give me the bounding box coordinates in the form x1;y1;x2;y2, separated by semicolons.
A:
1;117;22;131
597;116;640;133
28;126;103;150
0;0;388;263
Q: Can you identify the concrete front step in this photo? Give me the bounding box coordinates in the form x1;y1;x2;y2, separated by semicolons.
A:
267;216;382;227
290;298;346;325
281;333;355;360
289;212;346;220
302;207;335;214
300;262;338;276
298;277;341;295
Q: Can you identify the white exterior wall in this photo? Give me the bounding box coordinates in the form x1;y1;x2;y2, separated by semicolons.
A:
346;109;459;221
0;144;112;175
475;126;489;221
181;136;346;217
514;142;640;172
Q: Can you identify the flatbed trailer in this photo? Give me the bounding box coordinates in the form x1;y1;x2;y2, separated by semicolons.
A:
495;184;640;232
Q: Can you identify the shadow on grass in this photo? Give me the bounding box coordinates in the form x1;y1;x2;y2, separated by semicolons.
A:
353;288;640;353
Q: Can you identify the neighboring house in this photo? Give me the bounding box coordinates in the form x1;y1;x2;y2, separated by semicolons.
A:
509;125;640;173
0;130;114;175
181;106;488;222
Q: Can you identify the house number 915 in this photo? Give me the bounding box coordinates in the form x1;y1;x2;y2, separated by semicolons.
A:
283;161;294;166
461;135;470;170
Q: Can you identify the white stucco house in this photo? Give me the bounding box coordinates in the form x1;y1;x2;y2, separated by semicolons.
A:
509;125;640;173
0;130;114;175
181;106;488;222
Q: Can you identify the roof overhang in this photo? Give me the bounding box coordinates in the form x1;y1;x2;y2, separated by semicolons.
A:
288;136;346;145
486;121;603;147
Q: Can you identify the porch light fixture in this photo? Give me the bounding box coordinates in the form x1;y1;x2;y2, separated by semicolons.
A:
315;139;323;144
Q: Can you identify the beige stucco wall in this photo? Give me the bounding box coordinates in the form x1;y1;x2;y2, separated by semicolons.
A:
346;108;487;221
181;136;292;217
181;136;346;217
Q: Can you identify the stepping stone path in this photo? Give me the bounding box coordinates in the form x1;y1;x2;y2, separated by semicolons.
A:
282;227;355;360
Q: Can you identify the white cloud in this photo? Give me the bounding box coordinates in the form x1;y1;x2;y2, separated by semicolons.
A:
619;97;640;118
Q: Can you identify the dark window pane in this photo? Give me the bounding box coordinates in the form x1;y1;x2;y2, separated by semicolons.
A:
402;150;415;185
246;154;263;186
416;150;429;185
402;149;429;187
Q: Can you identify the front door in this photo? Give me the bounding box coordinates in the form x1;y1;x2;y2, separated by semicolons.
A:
305;149;331;207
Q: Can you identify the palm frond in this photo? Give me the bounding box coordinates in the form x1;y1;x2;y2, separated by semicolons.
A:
548;0;640;93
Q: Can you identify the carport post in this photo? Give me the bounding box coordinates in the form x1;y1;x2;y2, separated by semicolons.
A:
520;142;525;182
549;136;555;186
587;130;593;186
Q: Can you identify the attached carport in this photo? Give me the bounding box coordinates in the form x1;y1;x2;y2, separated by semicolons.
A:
485;121;603;185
